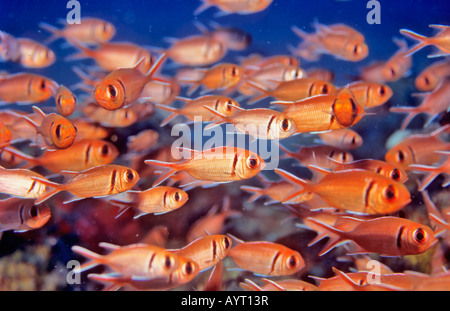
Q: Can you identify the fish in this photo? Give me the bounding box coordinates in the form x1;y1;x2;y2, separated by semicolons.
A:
390;77;450;129
305;216;437;256
343;81;393;109
400;24;450;58
94;53;167;110
138;78;180;106
31;164;140;204
171;234;232;272
0;31;20;62
40;17;116;44
275;167;411;215
145;146;265;186
54;85;77;117
0;197;51;236
66;40;155;74
180;63;243;95
306;68;335;83
227;234;305;276
21;106;77;150
72;242;186;277
242;64;305;93
415;59;450;91
385;125;450;170
202;23;252;51
109;186;189;218
204;105;297;140
70;119;110;142
291;23;368;62
240;278;318;291
126;129;160;154
82;101;139;128
165;35;225;67
246;77;337;104
0;121;12;149
381;38;412;82
0;165;49;200
194;0;273;16
276;88;365;133
317;128;363;150
0;72;58;104
155;95;240;126
14;37;56;68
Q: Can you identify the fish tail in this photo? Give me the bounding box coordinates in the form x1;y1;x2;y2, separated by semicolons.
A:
71;245;105;272
399;29;430;57
154;104;179;126
303;217;346;256
239;279;263;291
245;80;269;105
108;199;133;219
291;25;311;41
64;38;94;61
410;164;441;191
389;106;423;130
193;0;212;15
38;22;62;44
144;160;179;186
274;168;312;203
2;146;39;168
30;176;62;205
240;185;264;202
87;273;126;291
145;53;167;80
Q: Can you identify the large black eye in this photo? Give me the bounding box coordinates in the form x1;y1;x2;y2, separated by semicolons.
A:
414;228;426;243
353;45;359;55
247;156;259;169
379;86;386;96
184;261;193;275
280;119;291;131
390;168;401;182
389;67;396;78
107;85;117;99
55;124;62;139
40;80;46;90
225;100;232;111
223;237;231;249
384;185;396;202
29;205;38;218
164;255;173;269
287;255;297;269
397;150;405;163
231;66;238;76
174;192;181;202
424;76;430;86
125;169;134;181
101;144;110;156
321;84;329;94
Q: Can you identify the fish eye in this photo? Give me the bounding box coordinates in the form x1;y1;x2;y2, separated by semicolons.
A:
173;191;181;202
379;86;386;96
413;228;426;244
231;66;238;77
223;237;231;249
124;169;135;181
40;80;46;90
246;155;259;169
280;118;291;132
353;45;360;55
101;144;110;156
423;76;430;86
390;168;401;182
184;261;194;275
321;84;329;94
351;136;357;145
55;124;62;139
29;205;38;218
341;152;348;162
396;150;405;163
287;255;298;269
384;185;397;202
389;67;396;78
225;100;232;111
164;255;174;269
107;85;117;99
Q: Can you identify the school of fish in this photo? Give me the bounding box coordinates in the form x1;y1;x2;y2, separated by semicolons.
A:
0;0;450;291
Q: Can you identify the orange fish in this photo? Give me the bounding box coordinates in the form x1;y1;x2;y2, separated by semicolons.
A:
71;119;110;142
0;73;57;104
171;234;232;272
202;23;252;51
109;186;189;218
360;61;386;83
291;23;368;62
277;88;365;133
400;24;450;58
246;77;337;104
275;168;411;215
415;59;450;91
0;197;51;236
180;63;242;95
0;121;12;149
40;17;116;44
0;166;49;200
317;128;363;150
21;106;77;150
344;81;393;109
306;68;335;83
15;38;56;68
82;101;138;128
195;0;273;16
0;31;20;62
385;125;450;170
54;85;77;117
390;77;450;129
145;146;265;186
6;138;117;173
126;129;160;154
67;40;154;74
165;35;225;67
31;164;140;204
94;53;166;110
155;95;240;126
204;105;297;140
381;38;412;82
227;234;305;276
305;216;437;256
138;78;180;106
